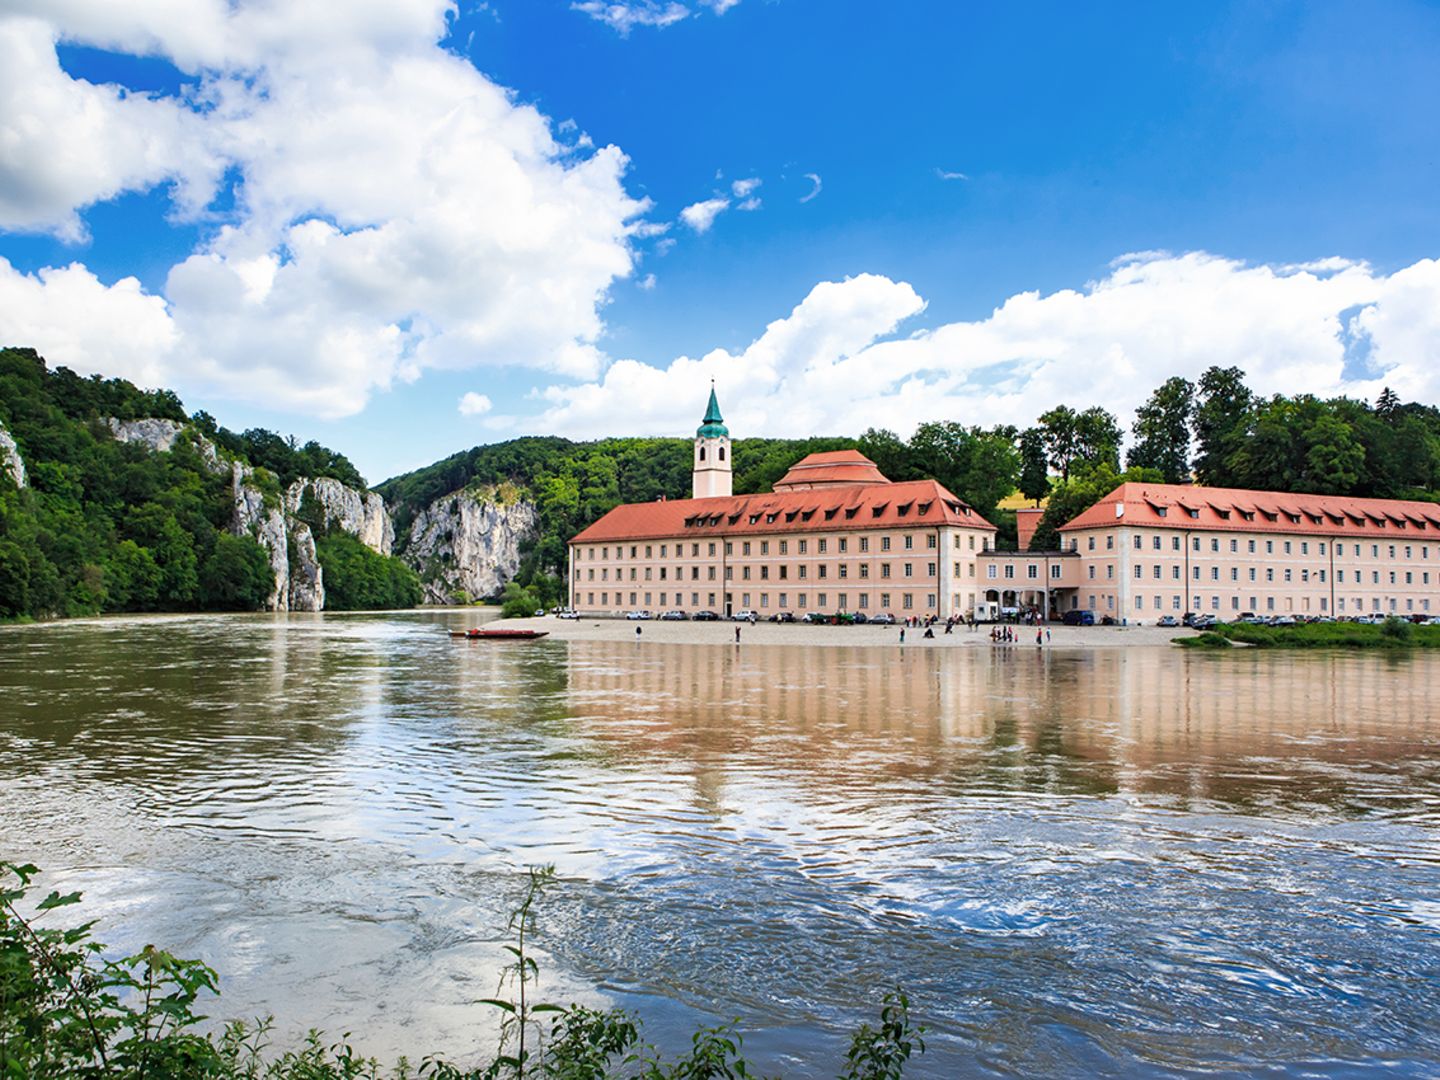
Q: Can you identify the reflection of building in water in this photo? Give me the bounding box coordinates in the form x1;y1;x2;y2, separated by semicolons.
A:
563;641;1440;810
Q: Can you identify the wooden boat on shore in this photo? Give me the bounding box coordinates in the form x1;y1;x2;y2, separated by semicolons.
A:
449;628;549;641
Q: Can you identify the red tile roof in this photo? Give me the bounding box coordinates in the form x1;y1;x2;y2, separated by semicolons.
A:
1060;482;1440;537
772;449;890;490
571;478;995;544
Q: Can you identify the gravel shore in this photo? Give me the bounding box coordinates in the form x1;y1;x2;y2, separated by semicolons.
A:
486;613;1198;649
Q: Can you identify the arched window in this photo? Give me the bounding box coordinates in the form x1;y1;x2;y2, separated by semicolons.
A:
719;445;726;461
699;446;706;461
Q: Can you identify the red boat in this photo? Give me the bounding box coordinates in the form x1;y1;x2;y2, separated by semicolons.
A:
449;628;549;640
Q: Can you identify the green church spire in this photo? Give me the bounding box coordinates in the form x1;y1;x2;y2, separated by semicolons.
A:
697;382;728;438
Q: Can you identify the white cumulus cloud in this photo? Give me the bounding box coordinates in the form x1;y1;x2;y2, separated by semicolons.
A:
530;253;1440;442
679;196;730;233
458;391;493;416
0;0;652;418
571;1;688;34
571;0;742;34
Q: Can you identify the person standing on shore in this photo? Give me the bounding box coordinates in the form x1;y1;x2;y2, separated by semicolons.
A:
735;625;741;644
899;627;905;645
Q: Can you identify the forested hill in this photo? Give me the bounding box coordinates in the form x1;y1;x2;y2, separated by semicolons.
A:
0;347;415;620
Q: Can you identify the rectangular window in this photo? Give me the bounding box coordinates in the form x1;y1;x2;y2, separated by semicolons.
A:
798;540;808;555
881;536;891;552
818;538;828;554
880;593;891;609
779;540;788;555
761;541;769;555
903;594;914;609
860;537;869;552
838;538;848;553
904;535;914;550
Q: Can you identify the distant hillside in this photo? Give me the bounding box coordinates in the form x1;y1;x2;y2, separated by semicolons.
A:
0;347;416;620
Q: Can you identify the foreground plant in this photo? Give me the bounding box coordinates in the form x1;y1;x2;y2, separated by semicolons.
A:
1;860;926;1079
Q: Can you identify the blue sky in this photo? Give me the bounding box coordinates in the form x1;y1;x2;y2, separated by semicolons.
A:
2;0;1439;485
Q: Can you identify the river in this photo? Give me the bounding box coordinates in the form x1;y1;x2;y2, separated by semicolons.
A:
2;612;1438;1076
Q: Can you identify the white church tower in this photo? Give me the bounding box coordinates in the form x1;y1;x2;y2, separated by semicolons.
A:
692;383;733;499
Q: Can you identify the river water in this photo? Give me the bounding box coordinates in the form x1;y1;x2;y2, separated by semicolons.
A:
2;612;1438;1077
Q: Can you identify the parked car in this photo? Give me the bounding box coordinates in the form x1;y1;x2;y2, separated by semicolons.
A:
803;612;830;624
625;610;652;620
659;610;688;621
1156;615;1180;628
556;609;580;620
851;612;868;624
732;610;758;623
1062;610;1095;626
1269;615;1298;627
692;610;720;621
533;608;546;617
768;612;797;623
869;613;896;625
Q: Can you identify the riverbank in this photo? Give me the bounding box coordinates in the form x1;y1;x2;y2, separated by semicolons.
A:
1179;619;1440;650
491;613;1198;648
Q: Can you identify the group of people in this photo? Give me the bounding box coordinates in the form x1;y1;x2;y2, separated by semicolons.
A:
989;624;1051;646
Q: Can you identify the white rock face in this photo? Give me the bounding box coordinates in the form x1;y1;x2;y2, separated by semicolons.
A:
231;463;291;611
106;417;224;474
0;421;25;489
287;523;325;612
105;416;399;612
285;477;394;555
403;491;539;605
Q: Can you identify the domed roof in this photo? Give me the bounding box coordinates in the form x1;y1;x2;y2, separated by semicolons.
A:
772;450;891;491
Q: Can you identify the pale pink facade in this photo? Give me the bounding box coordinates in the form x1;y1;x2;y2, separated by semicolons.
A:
571;520;995;619
1057;482;1440;621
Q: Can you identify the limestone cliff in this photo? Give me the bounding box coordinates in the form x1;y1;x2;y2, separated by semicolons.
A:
284;477;393;555
106;416;398;612
106;417;224;475
230;462;296;610
402;489;539;605
0;421;26;489
287;523;325;611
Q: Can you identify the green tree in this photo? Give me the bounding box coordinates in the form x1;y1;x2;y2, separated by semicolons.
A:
0;539;31;617
199;533;274;611
1193;365;1254;486
1018;426;1050;505
1127;376;1194;483
1037;405;1081;482
315;534;422;611
1028;462;1164;551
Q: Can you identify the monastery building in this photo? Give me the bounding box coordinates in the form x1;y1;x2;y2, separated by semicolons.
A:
567;389;998;618
568;389;1440;623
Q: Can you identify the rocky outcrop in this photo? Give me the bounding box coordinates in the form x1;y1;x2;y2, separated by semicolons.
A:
287;523;325;612
403;490;539;605
285;477;393;555
231;462;293;610
0;421;25;489
106;417;224;475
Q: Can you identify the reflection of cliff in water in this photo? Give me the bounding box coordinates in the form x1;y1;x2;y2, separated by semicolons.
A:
561;641;1440;817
